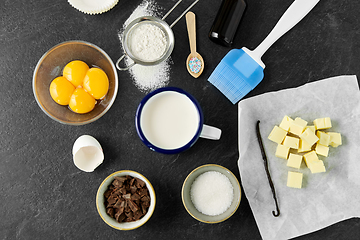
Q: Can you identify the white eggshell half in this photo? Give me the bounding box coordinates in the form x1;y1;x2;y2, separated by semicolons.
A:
72;135;104;172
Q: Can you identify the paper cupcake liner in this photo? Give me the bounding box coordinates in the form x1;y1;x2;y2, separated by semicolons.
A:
68;0;119;15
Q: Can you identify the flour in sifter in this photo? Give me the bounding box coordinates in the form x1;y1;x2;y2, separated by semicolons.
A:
118;0;171;92
129;23;167;62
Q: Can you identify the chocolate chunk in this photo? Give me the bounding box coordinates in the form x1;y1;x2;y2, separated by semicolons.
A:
130;177;135;186
104;189;112;199
125;205;131;213
124;217;133;222
141;195;150;202
115;212;126;223
113;188;122;196
114;176;126;183
113;199;123;209
138;188;148;197
112;179;123;188
128;200;139;212
104;175;151;223
131;193;141;201
118;201;125;215
130;185;137;194
119;187;127;195
106;208;114;218
141;203;148;214
123;193;131;199
107;195;118;205
133;210;143;220
136;178;145;188
125;211;133;220
125;184;131;192
142;200;150;208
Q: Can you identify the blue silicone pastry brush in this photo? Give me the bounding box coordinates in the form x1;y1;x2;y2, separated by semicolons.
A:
208;0;320;104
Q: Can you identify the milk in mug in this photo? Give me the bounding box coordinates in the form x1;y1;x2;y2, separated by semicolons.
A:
140;91;200;150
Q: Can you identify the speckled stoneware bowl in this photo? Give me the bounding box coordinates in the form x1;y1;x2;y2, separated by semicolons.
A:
182;164;241;223
96;170;156;230
33;40;118;125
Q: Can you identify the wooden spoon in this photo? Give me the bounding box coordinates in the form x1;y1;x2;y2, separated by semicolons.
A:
185;11;204;78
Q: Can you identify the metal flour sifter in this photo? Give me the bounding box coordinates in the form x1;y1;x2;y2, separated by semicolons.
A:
116;0;199;71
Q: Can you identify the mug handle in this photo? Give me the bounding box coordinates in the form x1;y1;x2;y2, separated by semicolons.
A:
116;54;136;71
200;124;221;140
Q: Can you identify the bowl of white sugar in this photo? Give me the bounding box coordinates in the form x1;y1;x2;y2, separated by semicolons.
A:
116;16;175;71
182;164;241;223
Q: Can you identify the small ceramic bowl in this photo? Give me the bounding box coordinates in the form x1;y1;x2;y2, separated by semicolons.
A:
96;170;156;230
182;164;241;223
33;40;118;125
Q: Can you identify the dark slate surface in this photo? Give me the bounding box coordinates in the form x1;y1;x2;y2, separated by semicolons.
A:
1;0;360;239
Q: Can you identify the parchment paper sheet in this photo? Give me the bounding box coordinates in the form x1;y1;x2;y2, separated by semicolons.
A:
237;75;360;240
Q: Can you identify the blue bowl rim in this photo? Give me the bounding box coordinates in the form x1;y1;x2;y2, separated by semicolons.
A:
135;87;204;154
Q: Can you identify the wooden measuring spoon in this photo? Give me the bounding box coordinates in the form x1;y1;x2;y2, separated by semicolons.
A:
185;11;204;78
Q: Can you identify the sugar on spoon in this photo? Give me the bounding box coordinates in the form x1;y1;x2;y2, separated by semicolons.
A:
185;11;204;78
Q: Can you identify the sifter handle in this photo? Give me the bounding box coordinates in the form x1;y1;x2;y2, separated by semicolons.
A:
116;55;135;71
169;0;199;28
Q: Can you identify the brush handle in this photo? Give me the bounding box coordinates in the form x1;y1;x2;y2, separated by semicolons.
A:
252;0;319;60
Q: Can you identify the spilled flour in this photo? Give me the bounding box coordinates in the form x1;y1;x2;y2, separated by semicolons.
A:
118;0;171;92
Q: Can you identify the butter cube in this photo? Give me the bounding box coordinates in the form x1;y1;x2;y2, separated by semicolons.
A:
268;126;287;144
287;153;303;169
306;125;316;133
283;136;300;149
327;132;342;147
317;131;331;146
289;117;308;136
308;160;326;173
275;144;290;159
279;116;293;132
287;171;303;189
303;151;319;167
298;139;312;153
300;128;319;146
313;117;332;130
315;143;329;157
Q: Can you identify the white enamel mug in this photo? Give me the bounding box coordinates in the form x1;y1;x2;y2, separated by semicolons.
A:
135;87;221;154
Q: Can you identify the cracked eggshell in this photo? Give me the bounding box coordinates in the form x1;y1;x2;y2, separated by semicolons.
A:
73;135;104;172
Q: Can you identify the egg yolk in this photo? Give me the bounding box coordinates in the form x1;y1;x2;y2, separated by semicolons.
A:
49;60;109;114
83;68;109;100
69;88;96;114
49;76;76;105
63;60;89;88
